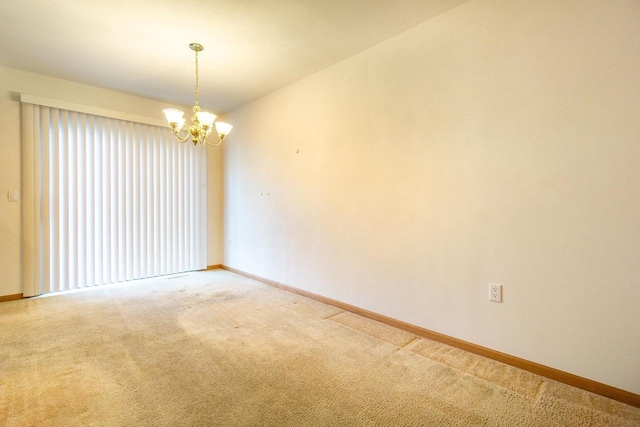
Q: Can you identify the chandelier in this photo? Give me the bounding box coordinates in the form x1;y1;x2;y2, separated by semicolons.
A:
163;43;232;146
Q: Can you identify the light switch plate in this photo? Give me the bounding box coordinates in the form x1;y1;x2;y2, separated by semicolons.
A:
8;190;19;202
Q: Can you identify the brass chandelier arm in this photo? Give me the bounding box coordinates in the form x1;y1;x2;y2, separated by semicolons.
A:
205;136;225;147
171;126;191;143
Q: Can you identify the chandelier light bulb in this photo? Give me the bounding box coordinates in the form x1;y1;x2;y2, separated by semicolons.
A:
196;111;217;129
215;122;233;137
163;108;185;125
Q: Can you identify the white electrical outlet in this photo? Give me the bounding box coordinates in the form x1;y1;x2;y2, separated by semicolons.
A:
489;283;502;302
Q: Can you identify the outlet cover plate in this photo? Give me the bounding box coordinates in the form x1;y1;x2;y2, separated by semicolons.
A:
489;283;502;302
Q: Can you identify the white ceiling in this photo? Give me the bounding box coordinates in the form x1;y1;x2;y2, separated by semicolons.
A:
0;0;468;113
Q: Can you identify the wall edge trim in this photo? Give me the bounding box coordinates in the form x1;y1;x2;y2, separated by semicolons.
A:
0;293;24;303
215;264;640;408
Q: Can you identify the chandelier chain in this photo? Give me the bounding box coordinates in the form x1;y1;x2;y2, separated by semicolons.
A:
195;49;199;106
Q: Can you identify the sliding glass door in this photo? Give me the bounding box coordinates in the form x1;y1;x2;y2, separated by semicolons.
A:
21;103;207;295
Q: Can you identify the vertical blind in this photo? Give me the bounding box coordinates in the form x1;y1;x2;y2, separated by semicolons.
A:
21;103;207;296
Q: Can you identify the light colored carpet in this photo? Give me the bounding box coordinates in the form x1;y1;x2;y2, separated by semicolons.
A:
0;270;638;426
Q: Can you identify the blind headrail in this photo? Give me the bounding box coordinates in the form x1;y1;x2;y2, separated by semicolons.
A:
20;93;168;128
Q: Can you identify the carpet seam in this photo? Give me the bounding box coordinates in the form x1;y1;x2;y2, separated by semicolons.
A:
398;336;421;350
408;345;543;403
534;381;547;404
322;310;345;320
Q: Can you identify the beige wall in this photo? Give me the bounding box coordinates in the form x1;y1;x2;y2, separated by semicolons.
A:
0;66;224;297
223;0;640;394
207;143;225;264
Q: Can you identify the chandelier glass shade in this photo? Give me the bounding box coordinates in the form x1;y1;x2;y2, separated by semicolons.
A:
163;43;232;146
